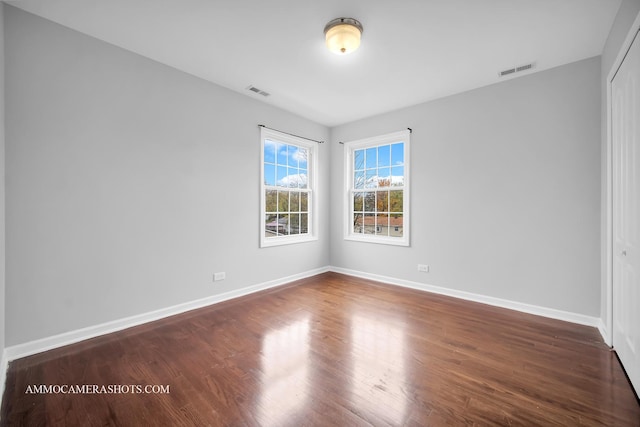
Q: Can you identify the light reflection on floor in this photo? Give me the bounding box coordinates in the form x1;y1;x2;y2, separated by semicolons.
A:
258;316;310;426
350;312;408;424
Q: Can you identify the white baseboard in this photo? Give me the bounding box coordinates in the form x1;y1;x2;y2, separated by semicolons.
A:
0;266;614;425
5;266;329;362
4;264;605;364
597;318;611;346
329;266;602;329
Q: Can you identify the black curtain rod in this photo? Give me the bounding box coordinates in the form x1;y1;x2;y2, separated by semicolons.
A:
258;124;324;144
338;128;412;144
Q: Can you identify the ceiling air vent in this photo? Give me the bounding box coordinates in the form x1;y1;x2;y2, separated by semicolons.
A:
516;63;533;72
246;85;270;97
499;68;516;77
498;62;535;78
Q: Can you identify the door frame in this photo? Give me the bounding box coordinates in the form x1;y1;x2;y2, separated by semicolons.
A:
605;11;640;347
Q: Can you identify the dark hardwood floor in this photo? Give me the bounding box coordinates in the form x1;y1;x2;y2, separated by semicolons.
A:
2;272;639;426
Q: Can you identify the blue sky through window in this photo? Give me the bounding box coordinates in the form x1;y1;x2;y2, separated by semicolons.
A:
264;139;308;188
354;142;404;188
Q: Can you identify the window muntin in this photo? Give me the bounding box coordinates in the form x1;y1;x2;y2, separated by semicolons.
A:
261;128;317;247
345;130;410;246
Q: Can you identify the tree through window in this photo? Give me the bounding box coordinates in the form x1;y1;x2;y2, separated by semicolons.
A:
261;127;317;247
344;130;410;246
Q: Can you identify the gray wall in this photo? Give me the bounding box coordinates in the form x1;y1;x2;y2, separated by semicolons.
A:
3;5;607;347
600;0;640;328
4;6;330;346
0;2;5;356
330;57;602;316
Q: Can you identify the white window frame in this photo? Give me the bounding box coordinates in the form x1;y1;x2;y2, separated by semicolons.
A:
343;129;410;246
260;127;318;248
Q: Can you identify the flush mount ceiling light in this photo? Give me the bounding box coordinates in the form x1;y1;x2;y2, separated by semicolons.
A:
324;17;363;55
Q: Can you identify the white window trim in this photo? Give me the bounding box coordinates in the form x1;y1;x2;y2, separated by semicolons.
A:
260;127;318;248
343;129;410;246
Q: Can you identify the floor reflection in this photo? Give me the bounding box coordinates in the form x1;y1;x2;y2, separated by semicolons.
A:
259;316;310;426
351;313;408;424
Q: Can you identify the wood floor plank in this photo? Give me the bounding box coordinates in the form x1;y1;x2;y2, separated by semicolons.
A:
2;272;639;426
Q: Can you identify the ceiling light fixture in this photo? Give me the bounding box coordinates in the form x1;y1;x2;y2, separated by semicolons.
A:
324;17;363;55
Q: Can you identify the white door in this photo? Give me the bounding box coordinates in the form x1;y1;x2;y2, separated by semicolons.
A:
612;29;640;396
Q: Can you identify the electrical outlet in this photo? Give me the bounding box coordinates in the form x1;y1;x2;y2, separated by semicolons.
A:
213;272;226;281
417;264;429;273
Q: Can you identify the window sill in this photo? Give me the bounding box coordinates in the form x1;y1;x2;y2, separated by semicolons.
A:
344;234;409;247
260;234;318;248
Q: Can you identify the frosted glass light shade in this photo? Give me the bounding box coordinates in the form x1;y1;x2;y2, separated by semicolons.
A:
324;18;363;55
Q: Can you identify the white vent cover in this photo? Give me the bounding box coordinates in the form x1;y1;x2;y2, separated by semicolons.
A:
499;62;535;77
246;85;270;97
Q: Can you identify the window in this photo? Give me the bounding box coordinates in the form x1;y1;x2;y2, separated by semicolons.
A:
344;129;410;246
260;127;317;247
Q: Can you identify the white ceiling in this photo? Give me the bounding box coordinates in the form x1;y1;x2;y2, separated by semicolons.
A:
6;0;622;127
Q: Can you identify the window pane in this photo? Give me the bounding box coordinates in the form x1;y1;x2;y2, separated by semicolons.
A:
264;164;276;186
365;170;377;188
364;213;376;234
364;192;375;212
354;170;365;189
353;192;363;211
376;214;389;236
300;192;308;212
390;214;403;237
298;148;308;169
354;149;365;170
278;214;290;235
265;190;277;212
277;166;288;187
265;215;289;237
277;143;288;165
298;170;308;189
378;167;391;187
290;214;300;235
376;191;388;212
288;145;299;168
288;167;299;187
366;147;377;169
378;145;391;167
264;140;276;164
391;142;404;165
265;214;278;237
391;166;404;186
390;190;403;212
278;190;289;212
300;213;308;233
353;213;364;234
290;192;300;212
